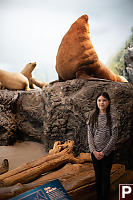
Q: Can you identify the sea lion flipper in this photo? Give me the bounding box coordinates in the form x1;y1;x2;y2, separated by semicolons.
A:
30;77;49;90
25;83;30;91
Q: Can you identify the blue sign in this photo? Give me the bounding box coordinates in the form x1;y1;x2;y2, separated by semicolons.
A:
10;179;71;200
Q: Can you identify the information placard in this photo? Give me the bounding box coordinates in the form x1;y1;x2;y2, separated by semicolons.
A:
10;179;71;200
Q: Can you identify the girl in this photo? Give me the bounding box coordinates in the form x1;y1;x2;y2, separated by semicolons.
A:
88;92;118;200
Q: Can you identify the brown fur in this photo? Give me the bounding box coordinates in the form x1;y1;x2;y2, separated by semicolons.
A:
0;69;30;91
56;15;127;82
29;77;49;90
21;62;36;88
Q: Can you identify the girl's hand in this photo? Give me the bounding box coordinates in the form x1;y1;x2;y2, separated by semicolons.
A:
93;151;104;160
99;151;104;159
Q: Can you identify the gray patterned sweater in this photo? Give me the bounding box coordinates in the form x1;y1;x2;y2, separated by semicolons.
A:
87;114;118;156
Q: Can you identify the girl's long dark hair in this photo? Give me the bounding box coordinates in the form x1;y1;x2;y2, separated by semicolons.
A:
89;92;112;129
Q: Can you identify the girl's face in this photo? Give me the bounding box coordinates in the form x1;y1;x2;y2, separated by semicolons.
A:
97;95;110;113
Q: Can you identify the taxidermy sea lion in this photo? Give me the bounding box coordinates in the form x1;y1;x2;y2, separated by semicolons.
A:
56;14;127;82
21;62;36;89
0;69;30;91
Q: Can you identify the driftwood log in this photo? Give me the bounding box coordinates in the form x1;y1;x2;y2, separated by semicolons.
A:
0;140;91;188
0;141;127;200
0;159;9;175
0;163;125;200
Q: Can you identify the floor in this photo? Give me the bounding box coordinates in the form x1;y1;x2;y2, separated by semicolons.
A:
0;141;47;170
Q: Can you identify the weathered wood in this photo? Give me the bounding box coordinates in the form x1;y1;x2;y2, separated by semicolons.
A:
0;140;92;188
0;141;125;199
0;163;93;199
33;163;93;183
111;169;133;192
110;164;125;184
62;164;125;192
49;140;75;154
0;164;125;199
68;164;126;200
69;182;97;200
0;141;74;185
0;153;74;187
49;141;92;163
0;159;9;175
49;141;67;154
0;154;91;187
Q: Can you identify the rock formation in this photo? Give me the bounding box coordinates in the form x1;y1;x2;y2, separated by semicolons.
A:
0;79;133;169
0;90;18;145
124;47;133;83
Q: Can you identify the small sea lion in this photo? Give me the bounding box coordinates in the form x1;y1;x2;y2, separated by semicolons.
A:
0;69;30;91
21;62;36;89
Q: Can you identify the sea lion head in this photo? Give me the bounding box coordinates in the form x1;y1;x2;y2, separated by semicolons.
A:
28;62;36;69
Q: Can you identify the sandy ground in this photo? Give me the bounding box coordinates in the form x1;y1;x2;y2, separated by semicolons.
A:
0;141;48;170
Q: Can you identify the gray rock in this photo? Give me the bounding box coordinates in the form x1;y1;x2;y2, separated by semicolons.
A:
0;79;133;168
0;90;18;145
124;47;133;82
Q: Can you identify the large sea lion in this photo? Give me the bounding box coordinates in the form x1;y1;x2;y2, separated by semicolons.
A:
56;14;127;82
21;62;36;88
0;69;30;91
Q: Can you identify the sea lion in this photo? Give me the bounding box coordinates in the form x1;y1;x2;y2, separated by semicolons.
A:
0;69;30;91
21;62;36;88
56;14;127;82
